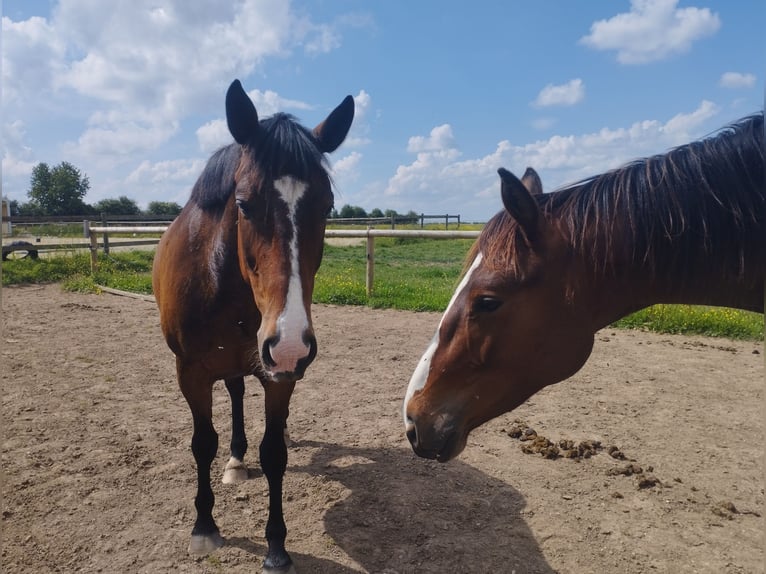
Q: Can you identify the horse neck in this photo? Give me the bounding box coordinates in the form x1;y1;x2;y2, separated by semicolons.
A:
181;202;253;300
571;258;756;333
558;203;765;332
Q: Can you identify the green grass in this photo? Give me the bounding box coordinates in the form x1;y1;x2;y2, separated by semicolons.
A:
1;251;154;294
315;237;474;310
613;304;763;340
2;242;762;340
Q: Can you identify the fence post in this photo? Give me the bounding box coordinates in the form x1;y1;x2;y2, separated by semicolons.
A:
365;226;375;297
390;214;395;229
86;220;98;272
101;213;110;255
445;214;449;229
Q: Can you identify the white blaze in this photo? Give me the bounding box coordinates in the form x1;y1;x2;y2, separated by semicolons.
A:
403;253;483;424
259;176;310;374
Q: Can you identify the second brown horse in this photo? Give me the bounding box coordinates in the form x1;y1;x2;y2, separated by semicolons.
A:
404;113;764;463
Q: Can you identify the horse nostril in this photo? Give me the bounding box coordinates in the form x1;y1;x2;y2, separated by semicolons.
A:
405;421;418;447
303;333;318;366
261;336;277;368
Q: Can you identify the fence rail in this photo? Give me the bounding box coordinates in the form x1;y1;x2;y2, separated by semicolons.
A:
83;224;480;296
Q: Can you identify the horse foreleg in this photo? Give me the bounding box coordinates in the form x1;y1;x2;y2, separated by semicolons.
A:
222;376;249;484
178;362;223;555
259;379;297;574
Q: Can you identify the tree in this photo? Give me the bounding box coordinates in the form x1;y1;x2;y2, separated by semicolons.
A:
146;201;183;217
27;162;91;215
405;210;420;223
338;204;367;218
92;196;141;216
369;208;384;218
384;209;399;219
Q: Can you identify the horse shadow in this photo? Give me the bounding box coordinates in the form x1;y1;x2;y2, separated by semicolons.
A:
286;439;556;574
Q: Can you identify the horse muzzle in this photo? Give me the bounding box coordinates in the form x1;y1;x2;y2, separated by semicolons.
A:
260;332;317;382
404;411;467;462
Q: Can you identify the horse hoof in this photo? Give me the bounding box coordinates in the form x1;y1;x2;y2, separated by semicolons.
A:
263;564;297;574
188;532;224;555
222;457;248;484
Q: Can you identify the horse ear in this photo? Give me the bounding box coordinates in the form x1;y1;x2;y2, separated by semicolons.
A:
521;167;543;196
313;95;355;153
226;79;259;145
498;167;541;243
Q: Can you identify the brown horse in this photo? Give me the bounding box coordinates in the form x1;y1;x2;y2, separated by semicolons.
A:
153;79;353;573
404;113;764;463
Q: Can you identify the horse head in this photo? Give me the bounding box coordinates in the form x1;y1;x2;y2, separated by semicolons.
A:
403;167;595;461
226;79;354;382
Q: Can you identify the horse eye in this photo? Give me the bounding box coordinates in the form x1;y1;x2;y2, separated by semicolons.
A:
235;199;251;218
473;296;503;314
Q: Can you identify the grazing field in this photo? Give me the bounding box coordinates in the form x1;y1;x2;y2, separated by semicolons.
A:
2;284;762;573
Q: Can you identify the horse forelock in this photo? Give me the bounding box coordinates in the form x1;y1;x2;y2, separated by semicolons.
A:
469;209;535;281
254;114;330;182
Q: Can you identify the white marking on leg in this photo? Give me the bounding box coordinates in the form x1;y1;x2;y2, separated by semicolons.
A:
222;456;248;484
188;532;224;555
258;176;311;375
403;253;483;424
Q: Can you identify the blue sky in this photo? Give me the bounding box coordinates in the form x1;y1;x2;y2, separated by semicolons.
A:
2;0;762;222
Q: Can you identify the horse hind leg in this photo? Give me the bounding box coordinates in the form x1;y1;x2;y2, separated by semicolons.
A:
222;376;249;484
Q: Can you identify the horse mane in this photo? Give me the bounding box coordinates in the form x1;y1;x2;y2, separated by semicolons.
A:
475;112;765;284
190;113;330;210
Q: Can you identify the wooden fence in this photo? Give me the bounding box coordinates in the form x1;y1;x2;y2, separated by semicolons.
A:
1;219;168;260
85;225;480;296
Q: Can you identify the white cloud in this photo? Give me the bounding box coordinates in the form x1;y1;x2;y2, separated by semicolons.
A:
341;90;374;149
53;0;293;108
124;158;208;207
531;117;556;131
1;1;362;205
248;89;313;118
406;124;456;153
580;0;720;64
1;154;37;182
63;118;180;161
1;16;65;105
719;72;756;89
532;79;585;108
3;0;347;162
127;158;207;185
353;90;372;121
302;23;342;55
332;151;363;190
1;120;38;200
661;100;719;141
196;119;231;154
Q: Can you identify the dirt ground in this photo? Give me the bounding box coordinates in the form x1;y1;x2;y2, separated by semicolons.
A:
2;284;763;574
